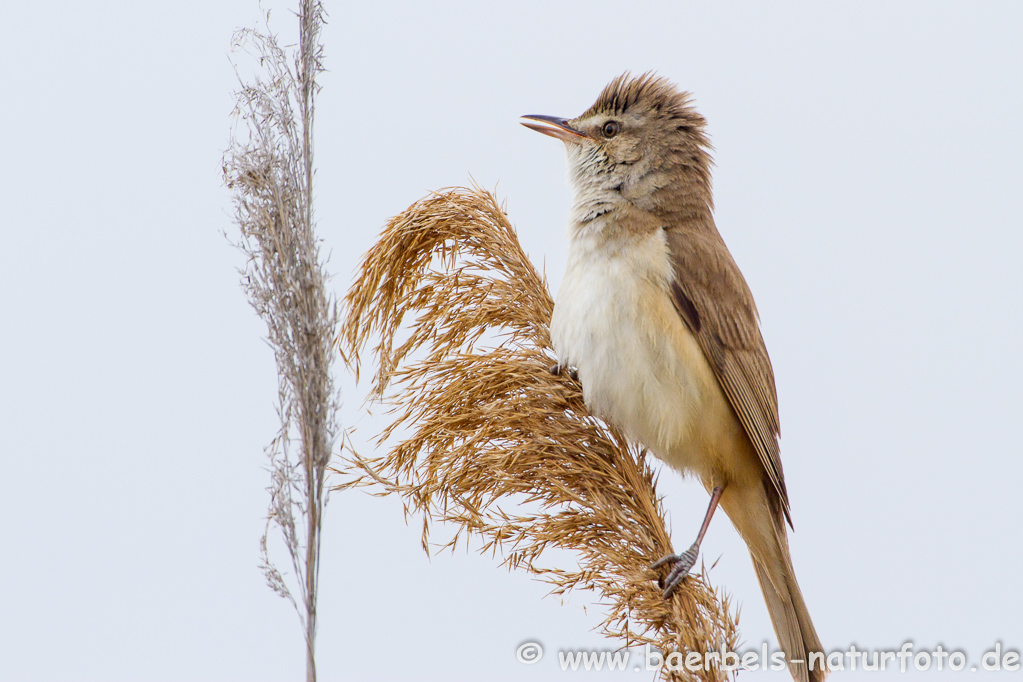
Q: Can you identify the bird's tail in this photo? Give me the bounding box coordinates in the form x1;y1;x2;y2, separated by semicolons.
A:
722;488;826;682
752;548;826;682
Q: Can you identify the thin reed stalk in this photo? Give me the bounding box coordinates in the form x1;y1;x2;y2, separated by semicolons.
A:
223;2;333;680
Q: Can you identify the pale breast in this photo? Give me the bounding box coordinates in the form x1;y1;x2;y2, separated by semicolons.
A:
550;224;724;474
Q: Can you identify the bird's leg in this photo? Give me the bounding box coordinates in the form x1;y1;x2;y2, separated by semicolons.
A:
548;363;580;381
651;485;724;598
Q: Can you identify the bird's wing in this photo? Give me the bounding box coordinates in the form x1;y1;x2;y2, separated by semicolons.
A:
664;226;791;525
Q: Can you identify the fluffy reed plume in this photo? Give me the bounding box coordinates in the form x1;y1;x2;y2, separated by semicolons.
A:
223;2;334;680
339;187;739;681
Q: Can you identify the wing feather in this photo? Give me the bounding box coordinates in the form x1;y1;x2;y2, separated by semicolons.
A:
665;226;792;525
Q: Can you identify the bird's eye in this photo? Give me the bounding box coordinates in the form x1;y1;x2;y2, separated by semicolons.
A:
601;120;620;138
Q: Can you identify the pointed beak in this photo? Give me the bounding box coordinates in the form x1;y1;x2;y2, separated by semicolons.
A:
520;114;588;143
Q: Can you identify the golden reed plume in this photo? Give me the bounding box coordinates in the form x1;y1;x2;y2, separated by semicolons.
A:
338;186;739;681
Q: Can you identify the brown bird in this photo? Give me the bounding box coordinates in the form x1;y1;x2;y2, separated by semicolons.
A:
522;73;825;682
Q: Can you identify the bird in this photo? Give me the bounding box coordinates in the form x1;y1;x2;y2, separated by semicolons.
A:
521;73;825;682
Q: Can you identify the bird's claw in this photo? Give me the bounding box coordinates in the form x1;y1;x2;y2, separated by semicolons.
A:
651;543;700;598
548;363;579;381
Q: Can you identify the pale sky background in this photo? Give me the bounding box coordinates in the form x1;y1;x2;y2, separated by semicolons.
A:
2;1;1021;680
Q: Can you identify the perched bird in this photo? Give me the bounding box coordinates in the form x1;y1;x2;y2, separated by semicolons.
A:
522;73;825;682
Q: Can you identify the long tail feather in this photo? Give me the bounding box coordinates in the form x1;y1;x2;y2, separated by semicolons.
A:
721;486;826;682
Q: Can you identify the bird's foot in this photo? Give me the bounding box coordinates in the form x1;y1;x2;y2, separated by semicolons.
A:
650;543;700;598
548;363;579;381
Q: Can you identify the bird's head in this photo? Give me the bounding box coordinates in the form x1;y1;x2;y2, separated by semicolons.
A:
522;73;714;218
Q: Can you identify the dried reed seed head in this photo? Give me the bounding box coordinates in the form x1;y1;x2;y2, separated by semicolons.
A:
339;187;738;681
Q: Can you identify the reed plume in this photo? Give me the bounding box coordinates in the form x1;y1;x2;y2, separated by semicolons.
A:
223;2;333;680
339;186;739;681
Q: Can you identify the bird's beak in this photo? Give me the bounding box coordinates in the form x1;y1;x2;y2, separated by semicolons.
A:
520;115;588;143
